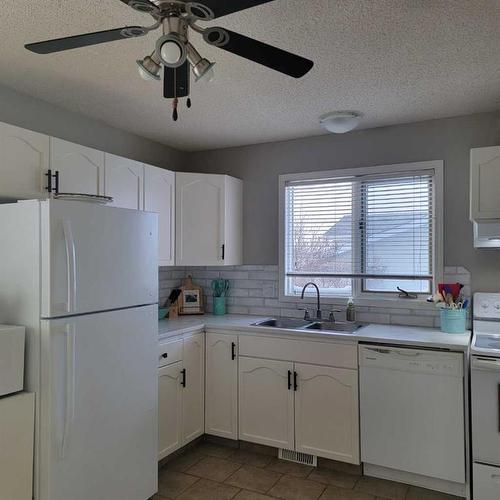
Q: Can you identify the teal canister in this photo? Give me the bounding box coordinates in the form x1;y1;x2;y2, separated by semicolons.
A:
213;296;227;316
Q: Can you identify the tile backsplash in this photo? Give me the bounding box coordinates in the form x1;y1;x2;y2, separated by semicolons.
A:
159;265;471;329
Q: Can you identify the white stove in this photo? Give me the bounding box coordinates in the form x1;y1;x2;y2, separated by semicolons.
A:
471;293;500;500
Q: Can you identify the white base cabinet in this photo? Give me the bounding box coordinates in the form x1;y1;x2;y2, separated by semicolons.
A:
157;333;204;461
205;332;238;440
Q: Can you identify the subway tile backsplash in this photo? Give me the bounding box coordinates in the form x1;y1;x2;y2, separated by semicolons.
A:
159;265;471;329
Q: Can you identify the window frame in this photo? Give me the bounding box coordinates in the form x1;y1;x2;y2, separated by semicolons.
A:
278;160;444;307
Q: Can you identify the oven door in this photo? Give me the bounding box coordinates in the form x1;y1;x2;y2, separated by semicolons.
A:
472;356;500;466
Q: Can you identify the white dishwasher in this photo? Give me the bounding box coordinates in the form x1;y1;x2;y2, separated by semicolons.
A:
359;344;465;487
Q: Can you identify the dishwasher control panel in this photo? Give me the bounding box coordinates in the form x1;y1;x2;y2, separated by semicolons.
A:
359;345;463;377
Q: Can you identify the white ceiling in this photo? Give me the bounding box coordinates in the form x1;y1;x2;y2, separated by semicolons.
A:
1;0;500;151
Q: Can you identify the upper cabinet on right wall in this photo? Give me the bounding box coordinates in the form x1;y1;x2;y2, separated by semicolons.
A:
176;173;242;266
470;146;500;220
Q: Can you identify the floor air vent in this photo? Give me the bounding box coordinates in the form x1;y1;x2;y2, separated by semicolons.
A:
278;449;317;466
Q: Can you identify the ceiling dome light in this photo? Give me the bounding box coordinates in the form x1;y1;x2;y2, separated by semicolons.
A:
186;43;215;82
136;54;161;81
156;34;187;68
320;111;361;134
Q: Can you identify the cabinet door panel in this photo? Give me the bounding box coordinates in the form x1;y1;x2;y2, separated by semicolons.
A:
295;363;359;464
205;332;238;440
239;357;294;449
471;146;500;219
50;138;104;195
104;154;143;209
158;361;183;460
144;165;175;266
182;334;205;444
0;122;49;199
176;173;225;266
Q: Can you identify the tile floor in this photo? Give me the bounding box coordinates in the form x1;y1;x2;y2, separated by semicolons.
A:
153;442;462;500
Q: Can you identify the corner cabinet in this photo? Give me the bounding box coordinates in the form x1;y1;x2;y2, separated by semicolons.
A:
471;146;500;220
175;173;242;266
0;122;49;200
144;165;176;266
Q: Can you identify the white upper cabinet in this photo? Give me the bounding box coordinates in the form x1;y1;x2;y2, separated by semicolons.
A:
176;173;242;266
0;122;49;199
205;332;238;440
471;146;500;220
50;137;104;195
294;363;360;464
104;154;143;209
144;165;175;266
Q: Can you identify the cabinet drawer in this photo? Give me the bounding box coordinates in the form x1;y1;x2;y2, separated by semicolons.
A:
158;339;183;367
239;335;357;369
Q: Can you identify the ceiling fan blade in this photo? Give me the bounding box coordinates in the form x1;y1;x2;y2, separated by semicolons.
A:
196;0;274;19
204;28;314;78
164;62;190;99
25;26;147;54
118;0;159;14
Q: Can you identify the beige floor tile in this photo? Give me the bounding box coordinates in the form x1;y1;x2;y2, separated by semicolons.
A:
319;485;376;500
186;455;242;482
176;478;240;500
158;469;199;498
229;450;274;468
165;450;206;472
266;458;314;478
197;442;235;459
406;486;462;500
268;475;326;500
308;468;360;489
354;477;408;500
225;465;282;493
234;491;278;500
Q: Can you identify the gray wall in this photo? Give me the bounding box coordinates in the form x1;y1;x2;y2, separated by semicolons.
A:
0;84;185;169
185;111;500;293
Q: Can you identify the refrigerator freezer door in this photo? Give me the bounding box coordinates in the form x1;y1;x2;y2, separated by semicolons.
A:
41;199;158;318
39;306;158;500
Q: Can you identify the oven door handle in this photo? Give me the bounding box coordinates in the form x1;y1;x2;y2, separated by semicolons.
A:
473;357;500;371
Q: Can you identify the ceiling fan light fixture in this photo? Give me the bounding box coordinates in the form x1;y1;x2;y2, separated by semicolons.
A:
156;34;187;68
136;55;161;81
186;43;215;82
319;111;361;134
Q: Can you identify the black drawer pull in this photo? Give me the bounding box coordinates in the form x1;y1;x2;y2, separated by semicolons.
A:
231;342;236;360
181;368;186;387
288;370;292;390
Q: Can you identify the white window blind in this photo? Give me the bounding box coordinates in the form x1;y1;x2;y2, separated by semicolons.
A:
284;170;434;296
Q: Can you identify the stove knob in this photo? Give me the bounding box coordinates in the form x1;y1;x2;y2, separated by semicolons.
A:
495;303;500;310
481;301;489;309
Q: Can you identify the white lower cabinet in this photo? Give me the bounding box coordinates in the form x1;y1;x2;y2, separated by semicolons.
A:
239;357;295;450
473;463;500;500
157;333;204;461
295;363;359;464
205;332;238;440
158;361;183;460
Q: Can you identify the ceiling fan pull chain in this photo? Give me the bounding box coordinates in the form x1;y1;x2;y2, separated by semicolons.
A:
187;97;192;108
172;97;179;121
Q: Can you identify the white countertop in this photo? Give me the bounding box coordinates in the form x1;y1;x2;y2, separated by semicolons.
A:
158;314;471;351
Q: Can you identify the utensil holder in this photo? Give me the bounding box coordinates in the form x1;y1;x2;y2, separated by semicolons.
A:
440;308;466;333
213;297;226;316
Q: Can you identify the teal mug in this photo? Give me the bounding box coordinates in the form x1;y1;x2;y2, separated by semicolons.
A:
213;297;226;316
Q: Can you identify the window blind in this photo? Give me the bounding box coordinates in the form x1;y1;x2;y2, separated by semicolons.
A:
284;170;434;295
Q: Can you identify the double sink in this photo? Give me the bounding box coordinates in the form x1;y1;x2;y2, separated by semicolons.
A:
251;317;362;334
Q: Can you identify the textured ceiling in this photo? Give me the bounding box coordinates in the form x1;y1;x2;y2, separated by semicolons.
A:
1;0;500;151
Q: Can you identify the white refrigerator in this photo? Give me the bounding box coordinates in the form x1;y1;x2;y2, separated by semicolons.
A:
0;199;159;500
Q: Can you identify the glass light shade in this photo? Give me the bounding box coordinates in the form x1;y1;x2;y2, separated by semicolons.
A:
136;57;161;81
320;112;360;134
160;41;182;65
193;60;215;82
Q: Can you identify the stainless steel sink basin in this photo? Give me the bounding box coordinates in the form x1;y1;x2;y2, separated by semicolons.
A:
304;321;362;334
251;318;313;329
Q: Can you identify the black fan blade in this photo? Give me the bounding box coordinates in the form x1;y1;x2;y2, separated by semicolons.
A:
118;0;159;14
164;62;190;98
25;26;146;54
206;28;313;78
198;0;274;19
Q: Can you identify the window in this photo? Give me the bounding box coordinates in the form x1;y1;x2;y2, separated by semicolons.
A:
280;162;442;300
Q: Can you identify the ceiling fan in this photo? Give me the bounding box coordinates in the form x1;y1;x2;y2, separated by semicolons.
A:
25;0;314;121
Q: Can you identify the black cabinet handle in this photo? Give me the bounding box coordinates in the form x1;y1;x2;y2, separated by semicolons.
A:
288;370;292;390
181;368;186;387
45;169;60;194
221;244;225;260
45;169;52;192
231;342;236;360
54;170;60;194
293;371;298;391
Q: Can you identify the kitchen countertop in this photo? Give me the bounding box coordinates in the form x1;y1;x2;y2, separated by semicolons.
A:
158;314;471;351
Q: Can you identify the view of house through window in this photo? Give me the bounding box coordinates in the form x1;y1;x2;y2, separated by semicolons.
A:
284;168;435;298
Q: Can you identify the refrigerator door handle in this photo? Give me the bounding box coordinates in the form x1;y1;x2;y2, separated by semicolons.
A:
63;220;77;313
60;323;76;459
